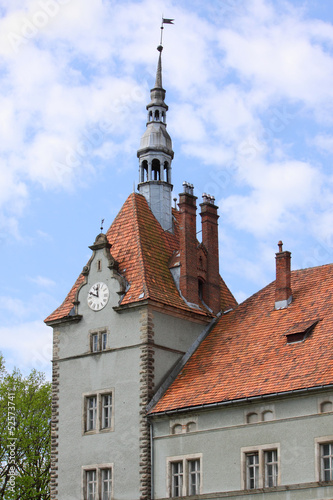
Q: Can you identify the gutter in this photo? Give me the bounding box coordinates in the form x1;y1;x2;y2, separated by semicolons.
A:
150;383;333;417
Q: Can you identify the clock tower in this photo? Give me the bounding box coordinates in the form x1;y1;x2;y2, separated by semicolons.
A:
45;41;236;500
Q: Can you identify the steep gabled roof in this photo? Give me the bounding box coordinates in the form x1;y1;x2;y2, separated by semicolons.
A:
45;193;236;323
150;263;333;414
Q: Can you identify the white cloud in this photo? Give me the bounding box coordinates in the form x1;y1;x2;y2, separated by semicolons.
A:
0;321;52;379
221;159;322;237
28;275;56;287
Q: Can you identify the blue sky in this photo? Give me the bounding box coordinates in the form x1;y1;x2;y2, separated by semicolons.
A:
1;0;333;379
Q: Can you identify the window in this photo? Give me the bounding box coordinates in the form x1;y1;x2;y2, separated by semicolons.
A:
102;394;113;429
188;459;200;495
83;390;114;434
171;461;183;497
86;470;97;500
86;397;97;431
83;465;112;500
321;443;333;481
246;453;259;489
264;450;278;487
92;334;99;353
90;330;108;353
101;468;112;500
168;455;202;497
102;332;108;351
242;445;279;490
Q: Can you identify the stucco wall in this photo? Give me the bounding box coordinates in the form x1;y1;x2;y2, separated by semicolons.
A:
152;392;333;499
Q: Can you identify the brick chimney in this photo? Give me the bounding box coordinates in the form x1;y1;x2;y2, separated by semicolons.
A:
200;194;221;314
178;182;198;305
275;241;292;310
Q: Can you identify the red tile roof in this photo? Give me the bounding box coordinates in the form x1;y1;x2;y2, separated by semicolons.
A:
45;193;236;323
150;263;333;413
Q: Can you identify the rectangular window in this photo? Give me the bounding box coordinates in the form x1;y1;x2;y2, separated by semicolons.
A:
171;461;183;497
86;470;97;500
102;394;113;429
246;452;259;489
321;443;333;481
168;456;202;497
83;390;114;434
92;334;99;352
86;396;97;431
90;331;108;353
84;466;113;500
188;459;200;495
102;332;108;351
242;445;279;490
101;468;112;500
264;450;278;487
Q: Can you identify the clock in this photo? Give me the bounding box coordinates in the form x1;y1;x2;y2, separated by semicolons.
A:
87;282;109;311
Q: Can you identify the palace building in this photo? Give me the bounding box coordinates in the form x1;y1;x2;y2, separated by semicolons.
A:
45;42;333;500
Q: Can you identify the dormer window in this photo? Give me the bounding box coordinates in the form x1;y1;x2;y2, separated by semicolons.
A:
284;319;319;344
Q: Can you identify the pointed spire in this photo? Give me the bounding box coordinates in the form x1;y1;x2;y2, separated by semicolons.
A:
137;41;174;232
154;45;163;89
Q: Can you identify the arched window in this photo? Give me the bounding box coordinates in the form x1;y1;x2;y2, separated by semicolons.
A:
164;161;169;182
262;410;274;421
152;159;160;180
186;422;196;433
148;111;153;122
154;109;160;121
162;111;166;123
172;424;182;435
140;160;148;182
246;412;259;424
320;401;333;413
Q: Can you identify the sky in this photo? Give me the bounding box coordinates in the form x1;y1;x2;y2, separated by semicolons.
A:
1;0;333;380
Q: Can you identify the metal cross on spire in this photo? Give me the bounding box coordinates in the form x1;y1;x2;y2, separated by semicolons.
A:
159;16;174;46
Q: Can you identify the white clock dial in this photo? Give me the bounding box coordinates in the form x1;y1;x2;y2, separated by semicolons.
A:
87;282;109;311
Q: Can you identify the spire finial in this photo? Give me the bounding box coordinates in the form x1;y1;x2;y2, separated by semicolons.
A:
160;16;174;46
100;219;104;232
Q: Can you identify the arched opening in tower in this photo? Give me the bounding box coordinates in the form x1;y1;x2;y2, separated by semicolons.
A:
152;159;161;180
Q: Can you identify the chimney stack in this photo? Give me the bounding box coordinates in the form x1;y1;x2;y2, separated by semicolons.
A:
275;241;292;310
200;194;221;314
178;182;198;305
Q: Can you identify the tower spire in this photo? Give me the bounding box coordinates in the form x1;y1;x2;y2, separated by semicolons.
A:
154;45;163;89
137;38;174;232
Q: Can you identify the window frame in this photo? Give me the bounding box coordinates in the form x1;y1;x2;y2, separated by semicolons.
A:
315;436;333;482
241;444;280;490
82;464;113;500
83;389;114;435
89;329;109;353
167;454;202;497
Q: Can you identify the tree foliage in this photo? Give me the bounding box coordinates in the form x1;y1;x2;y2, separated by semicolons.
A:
0;355;51;499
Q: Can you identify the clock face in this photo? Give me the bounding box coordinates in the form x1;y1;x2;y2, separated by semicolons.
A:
87;282;109;311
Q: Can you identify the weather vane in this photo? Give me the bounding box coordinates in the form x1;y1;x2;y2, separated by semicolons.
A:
100;219;104;232
159;16;174;47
